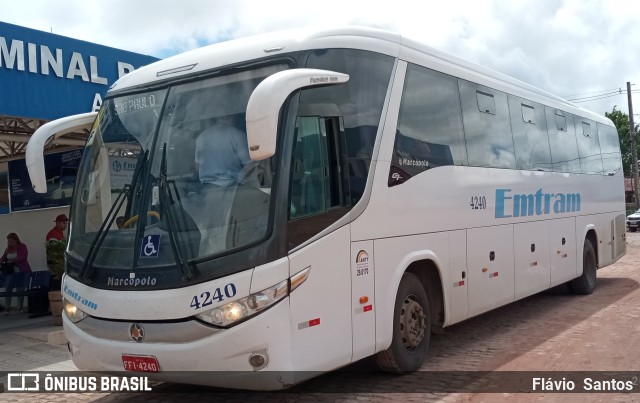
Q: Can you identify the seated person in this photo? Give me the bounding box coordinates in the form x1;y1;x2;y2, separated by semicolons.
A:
195;115;257;187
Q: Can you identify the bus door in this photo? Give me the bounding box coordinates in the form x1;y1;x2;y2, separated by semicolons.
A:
287;115;354;371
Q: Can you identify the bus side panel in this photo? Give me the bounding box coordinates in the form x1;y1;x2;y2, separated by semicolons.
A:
288;225;352;372
598;215;613;267
351;240;376;362
613;213;627;261
373;233;449;353
514;220;551;300
447;230;468;325
549;217;578;287
578;212;626;270
467;225;515;317
576;213;612;271
607;213;626;263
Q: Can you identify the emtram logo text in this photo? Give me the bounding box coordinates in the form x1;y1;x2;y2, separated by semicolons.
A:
495;188;581;218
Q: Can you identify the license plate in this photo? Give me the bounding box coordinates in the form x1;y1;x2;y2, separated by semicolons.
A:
122;354;160;372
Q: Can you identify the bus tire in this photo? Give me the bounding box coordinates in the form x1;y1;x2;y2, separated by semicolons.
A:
570;238;597;295
375;272;431;373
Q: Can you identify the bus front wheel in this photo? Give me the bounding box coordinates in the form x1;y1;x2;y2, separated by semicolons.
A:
375;272;431;373
570;238;597;295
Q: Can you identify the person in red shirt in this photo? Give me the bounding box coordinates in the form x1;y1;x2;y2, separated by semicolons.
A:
46;214;68;292
46;214;68;242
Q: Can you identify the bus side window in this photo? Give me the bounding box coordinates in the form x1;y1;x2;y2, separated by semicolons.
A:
598;123;622;174
389;63;467;186
290;117;329;218
546;108;581;173
286;48;394;251
287;116;349;250
458;80;515;169
304;48;394;206
575;118;603;174
508;95;552;171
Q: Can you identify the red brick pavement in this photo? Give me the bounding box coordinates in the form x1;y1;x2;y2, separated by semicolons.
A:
3;233;640;402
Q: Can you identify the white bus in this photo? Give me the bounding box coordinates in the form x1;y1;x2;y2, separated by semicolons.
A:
27;26;626;390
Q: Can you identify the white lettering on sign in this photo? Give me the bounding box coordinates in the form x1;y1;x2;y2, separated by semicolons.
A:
91;92;102;112
67;52;90;81
28;43;37;73
0;37;25;71
92;93;103;112
90;56;107;84
41;46;63;77
0;35;144;85
118;62;135;78
114;94;157;116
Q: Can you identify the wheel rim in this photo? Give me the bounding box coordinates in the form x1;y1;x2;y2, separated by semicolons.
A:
399;294;426;351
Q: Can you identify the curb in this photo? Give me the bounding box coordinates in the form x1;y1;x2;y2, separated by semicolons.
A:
13;327;67;345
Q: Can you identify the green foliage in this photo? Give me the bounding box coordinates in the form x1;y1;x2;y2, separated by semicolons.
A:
46;238;67;280
605;107;638;177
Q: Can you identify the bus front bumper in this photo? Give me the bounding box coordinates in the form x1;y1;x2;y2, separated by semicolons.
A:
63;299;297;390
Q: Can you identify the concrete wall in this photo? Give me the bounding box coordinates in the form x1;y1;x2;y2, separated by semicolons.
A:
0;206;69;272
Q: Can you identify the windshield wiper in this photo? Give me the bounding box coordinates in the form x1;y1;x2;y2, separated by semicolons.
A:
158;143;197;281
79;150;149;279
125;149;149;218
78;184;130;279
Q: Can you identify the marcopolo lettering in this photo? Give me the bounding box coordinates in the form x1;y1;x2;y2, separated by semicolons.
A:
399;158;429;167
107;276;158;287
63;284;98;310
495;188;581;218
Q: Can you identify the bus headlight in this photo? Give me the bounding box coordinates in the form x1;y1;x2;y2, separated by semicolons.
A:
196;267;310;327
63;299;87;323
196;279;288;327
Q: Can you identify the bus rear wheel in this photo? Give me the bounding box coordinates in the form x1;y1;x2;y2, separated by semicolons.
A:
570;238;597;295
375;272;431;373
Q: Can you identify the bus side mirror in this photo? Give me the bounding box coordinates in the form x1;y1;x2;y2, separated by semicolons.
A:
246;68;349;161
26;112;97;193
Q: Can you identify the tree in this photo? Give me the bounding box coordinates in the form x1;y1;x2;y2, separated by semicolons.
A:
605;107;638;177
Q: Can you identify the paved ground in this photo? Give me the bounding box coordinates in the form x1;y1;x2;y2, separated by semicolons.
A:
1;232;640;402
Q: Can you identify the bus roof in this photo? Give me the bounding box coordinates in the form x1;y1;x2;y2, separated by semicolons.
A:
109;26;611;126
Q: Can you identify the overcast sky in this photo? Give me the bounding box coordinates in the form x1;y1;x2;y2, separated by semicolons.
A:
2;0;639;117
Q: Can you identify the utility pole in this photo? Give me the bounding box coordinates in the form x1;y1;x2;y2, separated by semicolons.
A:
629;82;639;210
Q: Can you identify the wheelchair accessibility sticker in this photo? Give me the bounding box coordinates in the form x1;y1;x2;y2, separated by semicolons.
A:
140;235;160;258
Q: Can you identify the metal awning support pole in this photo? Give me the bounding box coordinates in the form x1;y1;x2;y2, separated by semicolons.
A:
628;82;639;210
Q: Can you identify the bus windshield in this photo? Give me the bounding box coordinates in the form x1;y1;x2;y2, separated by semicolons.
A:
68;64;287;278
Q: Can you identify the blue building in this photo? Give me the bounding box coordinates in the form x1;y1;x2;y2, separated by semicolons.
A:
0;21;158;270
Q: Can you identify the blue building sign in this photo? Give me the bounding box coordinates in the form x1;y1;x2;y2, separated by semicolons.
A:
8;149;83;212
0;21;159;120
